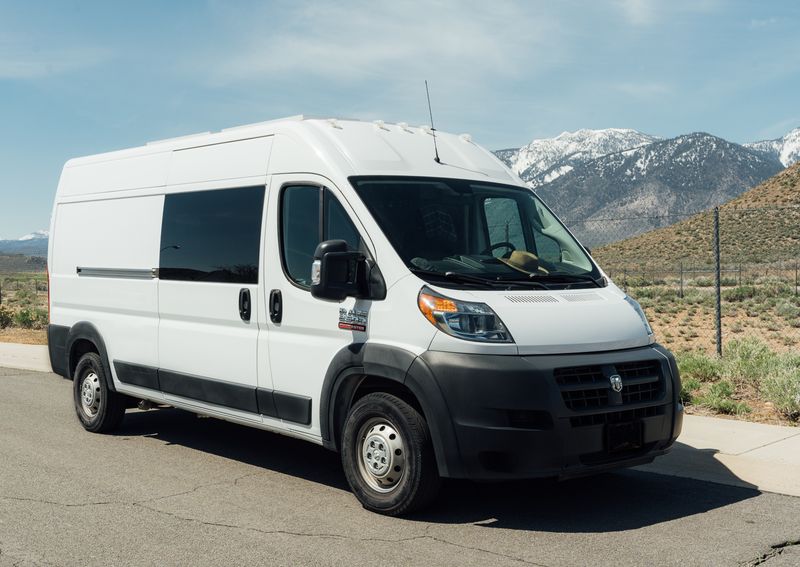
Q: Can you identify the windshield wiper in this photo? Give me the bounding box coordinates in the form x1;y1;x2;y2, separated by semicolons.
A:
409;268;496;289
528;273;603;288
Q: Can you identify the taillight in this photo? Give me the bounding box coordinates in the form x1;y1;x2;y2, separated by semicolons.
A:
46;265;51;323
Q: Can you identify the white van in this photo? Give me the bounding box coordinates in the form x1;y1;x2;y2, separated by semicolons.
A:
47;116;682;515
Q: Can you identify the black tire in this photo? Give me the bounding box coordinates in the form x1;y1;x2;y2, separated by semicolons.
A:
73;352;126;433
341;392;441;516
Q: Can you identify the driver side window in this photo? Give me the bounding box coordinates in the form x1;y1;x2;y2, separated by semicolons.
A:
483;197;526;257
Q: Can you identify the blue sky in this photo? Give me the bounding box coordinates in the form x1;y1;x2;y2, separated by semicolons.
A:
1;0;799;238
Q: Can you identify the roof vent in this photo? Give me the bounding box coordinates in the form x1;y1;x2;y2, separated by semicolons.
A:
327;118;343;129
373;120;389;131
397;122;413;133
460;133;473;143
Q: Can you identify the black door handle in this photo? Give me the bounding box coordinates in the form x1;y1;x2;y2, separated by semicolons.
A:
269;289;282;323
239;288;251;322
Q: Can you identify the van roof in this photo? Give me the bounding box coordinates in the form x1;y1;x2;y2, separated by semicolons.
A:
62;116;518;190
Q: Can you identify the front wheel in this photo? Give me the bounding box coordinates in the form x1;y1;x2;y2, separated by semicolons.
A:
73;352;126;433
341;392;441;516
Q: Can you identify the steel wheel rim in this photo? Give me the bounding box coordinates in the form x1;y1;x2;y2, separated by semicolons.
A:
79;371;101;418
356;418;406;493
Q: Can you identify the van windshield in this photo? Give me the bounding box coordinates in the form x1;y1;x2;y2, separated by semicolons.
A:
350;176;603;289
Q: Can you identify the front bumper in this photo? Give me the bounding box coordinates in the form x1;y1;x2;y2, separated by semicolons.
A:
411;344;683;480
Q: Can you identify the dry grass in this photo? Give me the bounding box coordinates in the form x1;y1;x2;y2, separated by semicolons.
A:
0;327;47;345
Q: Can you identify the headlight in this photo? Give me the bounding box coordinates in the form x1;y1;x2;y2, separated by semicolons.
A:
418;286;513;343
624;295;655;342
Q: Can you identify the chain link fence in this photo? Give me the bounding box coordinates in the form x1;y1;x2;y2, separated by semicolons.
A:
564;205;800;356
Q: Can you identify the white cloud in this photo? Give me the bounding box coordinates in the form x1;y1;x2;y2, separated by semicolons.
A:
0;34;110;79
195;1;560;86
614;0;721;26
749;17;779;29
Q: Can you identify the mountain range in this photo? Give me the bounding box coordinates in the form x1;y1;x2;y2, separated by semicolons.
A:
495;127;798;245
0;231;48;257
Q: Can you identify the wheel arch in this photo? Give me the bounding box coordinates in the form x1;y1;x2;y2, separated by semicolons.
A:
65;322;116;391
320;343;462;478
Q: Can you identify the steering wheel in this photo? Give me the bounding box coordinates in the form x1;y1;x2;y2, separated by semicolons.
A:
482;241;516;257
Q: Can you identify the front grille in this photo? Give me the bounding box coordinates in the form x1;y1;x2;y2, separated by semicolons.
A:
570;405;665;428
556;360;665;414
555;365;604;386
561;388;608;410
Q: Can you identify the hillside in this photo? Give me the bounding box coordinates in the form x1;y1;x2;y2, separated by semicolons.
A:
592;162;800;268
0;254;47;273
539;133;784;246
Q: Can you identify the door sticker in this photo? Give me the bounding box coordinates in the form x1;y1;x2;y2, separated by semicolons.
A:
339;308;368;332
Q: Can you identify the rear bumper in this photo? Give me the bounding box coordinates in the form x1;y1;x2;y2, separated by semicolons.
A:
411;344;683;480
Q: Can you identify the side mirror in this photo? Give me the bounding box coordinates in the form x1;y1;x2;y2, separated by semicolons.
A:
311;240;367;301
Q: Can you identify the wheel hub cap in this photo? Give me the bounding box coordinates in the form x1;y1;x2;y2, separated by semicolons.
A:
357;420;406;493
80;372;101;417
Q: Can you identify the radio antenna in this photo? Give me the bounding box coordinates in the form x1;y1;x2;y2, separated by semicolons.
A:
425;80;441;164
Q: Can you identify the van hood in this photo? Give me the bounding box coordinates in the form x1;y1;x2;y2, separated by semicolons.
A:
430;284;653;355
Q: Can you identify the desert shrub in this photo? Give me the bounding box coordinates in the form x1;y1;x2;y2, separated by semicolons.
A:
676;351;721;382
696;381;751;415
0;305;13;328
723;338;780;387
762;368;800;420
692;277;714;287
776;301;800;320
680;377;702;405
723;285;757;302
13;307;48;330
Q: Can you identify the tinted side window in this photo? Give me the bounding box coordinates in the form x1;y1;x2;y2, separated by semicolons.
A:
281;186;364;287
160;186;264;284
324;192;363;252
281;186;321;286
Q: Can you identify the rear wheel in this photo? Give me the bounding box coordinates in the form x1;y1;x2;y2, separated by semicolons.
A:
73;352;126;433
341;392;441;516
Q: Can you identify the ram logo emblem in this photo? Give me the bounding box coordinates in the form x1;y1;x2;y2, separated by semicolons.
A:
609;374;623;393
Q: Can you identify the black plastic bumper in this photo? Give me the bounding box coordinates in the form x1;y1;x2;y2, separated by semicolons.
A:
410;344;683;480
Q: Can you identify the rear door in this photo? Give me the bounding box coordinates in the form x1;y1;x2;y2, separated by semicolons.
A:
264;174;370;436
157;186;266;417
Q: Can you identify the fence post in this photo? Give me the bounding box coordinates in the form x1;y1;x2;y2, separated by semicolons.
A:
714;207;722;356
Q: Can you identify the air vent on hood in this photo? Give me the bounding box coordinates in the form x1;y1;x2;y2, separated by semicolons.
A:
505;295;559;304
562;293;602;302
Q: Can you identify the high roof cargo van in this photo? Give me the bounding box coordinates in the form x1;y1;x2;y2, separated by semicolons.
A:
47;116;682;515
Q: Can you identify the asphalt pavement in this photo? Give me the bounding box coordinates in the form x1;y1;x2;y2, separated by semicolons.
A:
1;366;799;567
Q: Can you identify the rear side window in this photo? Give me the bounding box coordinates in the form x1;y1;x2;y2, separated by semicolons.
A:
160;186;265;283
281;185;363;287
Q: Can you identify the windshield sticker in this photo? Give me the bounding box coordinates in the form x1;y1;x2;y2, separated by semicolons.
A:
339;308;368;332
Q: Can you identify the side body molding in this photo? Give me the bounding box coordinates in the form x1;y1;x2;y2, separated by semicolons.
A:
320;343;463;478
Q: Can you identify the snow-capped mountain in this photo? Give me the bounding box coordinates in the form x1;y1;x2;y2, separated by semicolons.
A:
17;230;49;241
534;133;784;246
0;230;49;257
495;128;660;186
745;127;800;167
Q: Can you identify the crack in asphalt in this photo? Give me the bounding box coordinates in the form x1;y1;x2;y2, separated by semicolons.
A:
0;471;264;510
3;472;546;566
127;502;548;567
743;538;800;566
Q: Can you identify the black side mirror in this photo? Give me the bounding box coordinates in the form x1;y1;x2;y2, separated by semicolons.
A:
311;240;367;301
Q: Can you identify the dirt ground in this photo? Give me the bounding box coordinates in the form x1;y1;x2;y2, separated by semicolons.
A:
0;327;47;345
